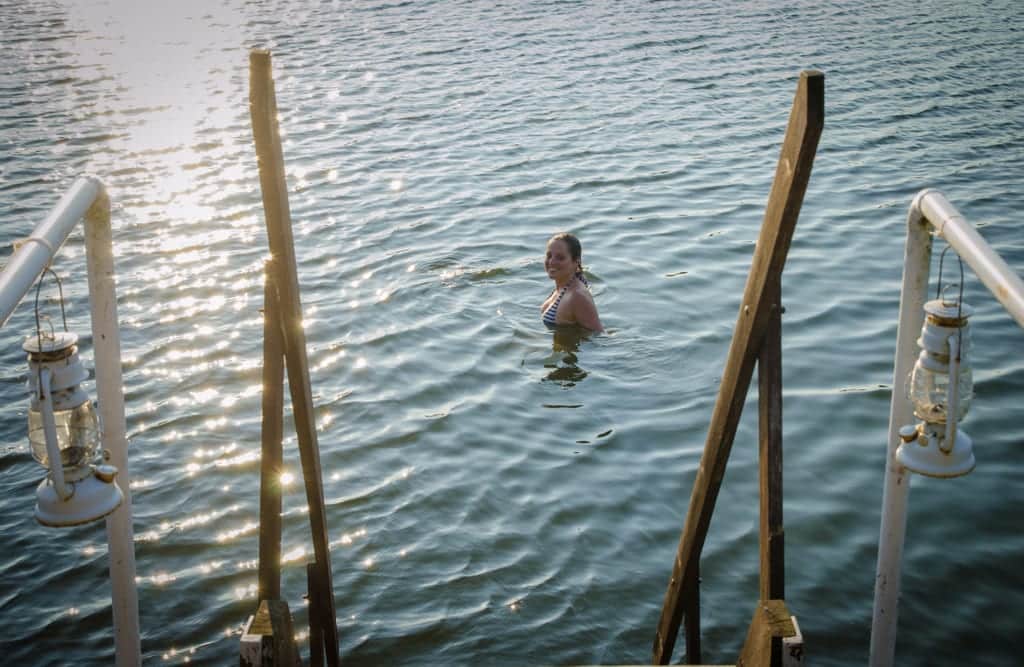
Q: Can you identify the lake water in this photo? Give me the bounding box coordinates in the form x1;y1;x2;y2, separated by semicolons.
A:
1;1;1022;665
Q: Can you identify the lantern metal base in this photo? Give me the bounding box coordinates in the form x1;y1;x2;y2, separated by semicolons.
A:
896;424;975;478
35;466;124;527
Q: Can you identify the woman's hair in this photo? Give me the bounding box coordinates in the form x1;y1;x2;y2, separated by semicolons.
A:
548;232;583;272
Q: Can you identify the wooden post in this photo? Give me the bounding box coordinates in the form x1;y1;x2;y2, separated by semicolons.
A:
652;70;823;664
308;562;326;667
683;563;701;664
759;277;784;602
250;48;341;666
258;262;285;603
736;600;798;667
239;600;302;667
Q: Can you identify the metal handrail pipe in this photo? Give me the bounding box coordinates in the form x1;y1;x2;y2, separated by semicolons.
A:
0;176;102;326
870;189;1024;667
917;189;1024;327
0;176;140;666
83;183;140;667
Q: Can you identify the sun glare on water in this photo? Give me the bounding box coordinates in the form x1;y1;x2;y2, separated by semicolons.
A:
61;0;254;246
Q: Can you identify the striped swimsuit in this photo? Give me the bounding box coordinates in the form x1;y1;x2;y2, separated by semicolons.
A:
542;275;589;327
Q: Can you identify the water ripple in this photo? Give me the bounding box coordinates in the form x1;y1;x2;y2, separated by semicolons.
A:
1;1;1023;666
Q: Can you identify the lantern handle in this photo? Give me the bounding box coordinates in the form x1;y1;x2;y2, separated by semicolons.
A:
940;332;961;454
32;267;69;401
935;244;965;311
37;367;72;500
936;244;967;425
32;266;69;342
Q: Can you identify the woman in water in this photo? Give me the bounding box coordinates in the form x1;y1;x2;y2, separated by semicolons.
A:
540;232;603;332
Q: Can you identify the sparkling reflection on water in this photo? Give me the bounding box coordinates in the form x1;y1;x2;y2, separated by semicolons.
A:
1;1;1023;666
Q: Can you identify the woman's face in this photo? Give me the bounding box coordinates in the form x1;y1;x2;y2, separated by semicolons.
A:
545;239;577;283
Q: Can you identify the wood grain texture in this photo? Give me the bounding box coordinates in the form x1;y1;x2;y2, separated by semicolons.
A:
737;600;797;667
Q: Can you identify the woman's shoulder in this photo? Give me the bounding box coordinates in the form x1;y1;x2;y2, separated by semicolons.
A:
565;278;596;312
571;275;593;294
568;277;602;331
570;284;592;299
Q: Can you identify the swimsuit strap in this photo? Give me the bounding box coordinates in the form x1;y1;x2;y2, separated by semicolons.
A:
542;276;575;326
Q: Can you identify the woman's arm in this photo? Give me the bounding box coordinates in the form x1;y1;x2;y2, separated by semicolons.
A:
573;293;603;332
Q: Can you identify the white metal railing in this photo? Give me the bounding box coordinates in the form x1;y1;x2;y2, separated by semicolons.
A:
0;176;140;666
870;189;1024;666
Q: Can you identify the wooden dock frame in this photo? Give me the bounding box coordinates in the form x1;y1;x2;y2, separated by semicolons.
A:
652;70;824;666
241;49;342;667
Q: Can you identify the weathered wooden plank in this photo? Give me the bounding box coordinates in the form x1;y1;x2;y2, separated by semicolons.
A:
308;562;326;667
736;600;797;667
652;70;823;664
758;279;784;602
258;262;285;603
683;563;701;664
250;48;341;666
239;600;302;667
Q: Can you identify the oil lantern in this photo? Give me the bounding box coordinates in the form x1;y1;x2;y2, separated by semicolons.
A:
25;331;123;526
896;299;975;478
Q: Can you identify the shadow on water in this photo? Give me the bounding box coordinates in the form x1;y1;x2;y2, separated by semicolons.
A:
542;326;593;387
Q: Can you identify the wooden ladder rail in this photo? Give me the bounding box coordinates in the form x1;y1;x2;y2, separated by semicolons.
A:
248;49;342;666
652;70;824;666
